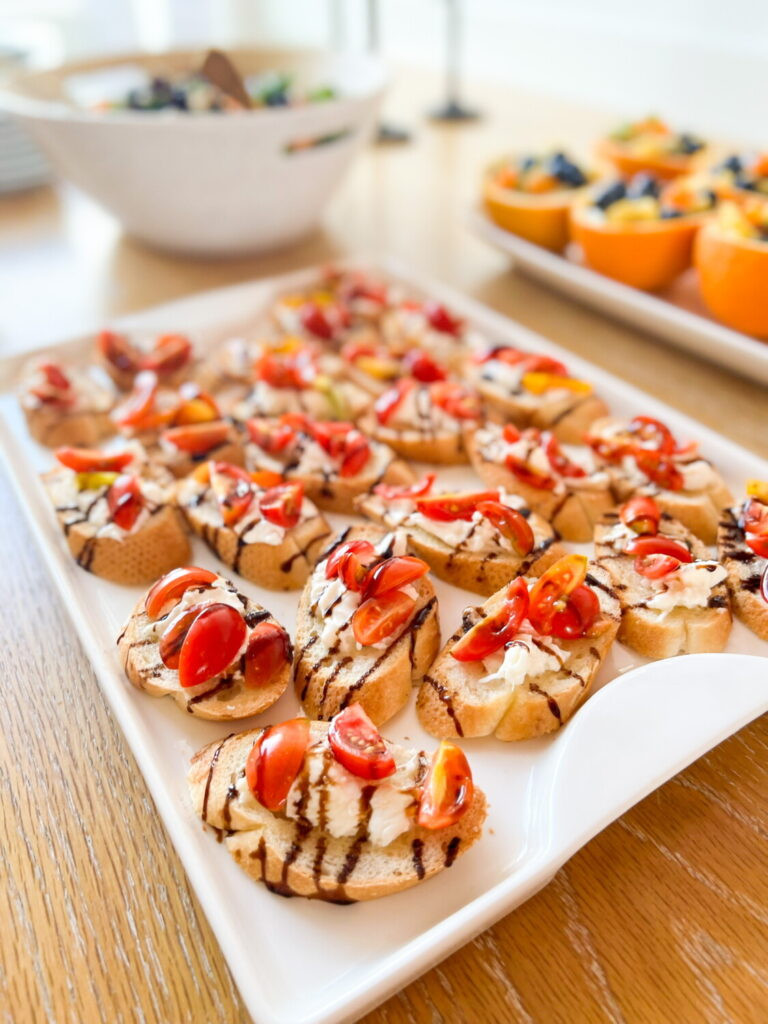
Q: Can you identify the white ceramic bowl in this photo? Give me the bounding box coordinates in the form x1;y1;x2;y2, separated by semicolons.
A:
0;48;386;256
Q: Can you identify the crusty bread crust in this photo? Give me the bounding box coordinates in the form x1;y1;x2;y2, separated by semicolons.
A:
295;526;441;725
358;413;469;465
464;426;613;542
416;565;620;741
25;406;115;449
717;506;768;641
595;510;732;658
118;587;290;719
355;492;567;596
188;729;486;902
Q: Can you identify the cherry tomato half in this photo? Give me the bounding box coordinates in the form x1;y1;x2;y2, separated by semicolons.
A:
40;363;71;391
300;301;333;340
163;421;230;455
159;608;201;669
742;498;768;537
634;553;681;579
142;333;192;374
55;447;134;473
543;432;587;479
546;584;600;639
633;452;684;491
244;622;291;689
362;555;430;599
451;577;530;662
209;462;254;526
505;454;557;491
475;501;535;556
373;473;436;501
325;539;378;583
415;491;499;522
423;302;463;337
259;482;303;529
402;350;447;383
430;381;481;420
747;536;768;558
417;741;473;830
246;718;311;811
352;589;416;646
339;429;371;478
107;474;144;531
374;379;416;425
528;554;588;635
98;330;140;373
246;417;297;454
620;495;660;535
628;415;677;454
145;566;219;619
328;704;396;780
113;370;158;429
177;603;247;689
624;535;693;563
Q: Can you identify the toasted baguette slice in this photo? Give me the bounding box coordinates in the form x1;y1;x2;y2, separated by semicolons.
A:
25;407;115;448
595;510;731;658
295;526;440;725
42;467;190;584
355;488;567;596
118;576;291;719
718;505;768;641
417;565;620;741
464;425;614;542
188;725;486;902
176;471;332;589
358;411;468;465
20;362;115;448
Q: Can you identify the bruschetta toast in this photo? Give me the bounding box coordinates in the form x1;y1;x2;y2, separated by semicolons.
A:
717;481;768;640
466;421;614;541
595;496;731;658
118;566;292;719
355;474;566;595
188;708;486;901
417;555;620;741
295;526;440;725
43;445;190;583
585;415;732;543
465;344;609;444
98;329;195;391
359;379;482;465
243;414;414;513
175;461;331;589
379;298;472;371
20;359;114;448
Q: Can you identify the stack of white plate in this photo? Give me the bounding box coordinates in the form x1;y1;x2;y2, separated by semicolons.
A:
0;46;50;194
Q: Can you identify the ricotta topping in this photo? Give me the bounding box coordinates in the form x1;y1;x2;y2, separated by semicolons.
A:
678;459;719;493
480;633;567;689
475;424;610;494
386;384;461;433
647;561;727;613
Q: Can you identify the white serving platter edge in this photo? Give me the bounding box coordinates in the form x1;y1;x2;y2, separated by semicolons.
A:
471;208;768;387
1;257;767;1024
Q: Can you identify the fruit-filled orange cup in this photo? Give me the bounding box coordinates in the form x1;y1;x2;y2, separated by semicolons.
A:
596;116;708;182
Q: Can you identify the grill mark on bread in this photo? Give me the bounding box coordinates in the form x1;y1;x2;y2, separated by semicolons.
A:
529;681;562;721
317;527;352;565
411;838;426;879
444;835;461;867
585;571;616;599
317;656;353;718
280;529;331;574
423;674;463;735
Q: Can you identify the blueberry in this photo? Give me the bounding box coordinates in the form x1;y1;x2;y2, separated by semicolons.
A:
593;181;627;210
626;173;660;199
170;88;188;110
519;155;537;172
549;152;587;187
660;207;683;219
719;154;743;174
265;90;289;107
677;133;703;155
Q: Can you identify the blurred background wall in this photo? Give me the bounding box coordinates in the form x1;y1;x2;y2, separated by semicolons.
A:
1;0;764;142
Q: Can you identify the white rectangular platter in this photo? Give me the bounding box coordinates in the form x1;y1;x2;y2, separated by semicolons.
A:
471;208;768;387
2;258;767;1024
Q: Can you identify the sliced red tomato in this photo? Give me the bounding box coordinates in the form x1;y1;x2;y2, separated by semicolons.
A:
352;589;416;646
528;554;588;635
624;535;693;563
415;491;499;522
339;430;371;478
254;351;308;389
107;474;144;530
113;370;158;429
523;353;568;376
635;553;681;579
246;718;311;811
633;452;684;491
55;447;134;473
159;608;201;669
620;495;660;535
374;379;417;425
543;432;587;479
246;417;298;454
502;423;522;444
505;454;557;491
142;334;192;374
210;462;254;526
747;536;768;558
451;577;530;662
244;622;291;688
373;474;436;501
40;362;71;391
475;501;535;556
473;345;526;366
628;415;677;454
163;421;230;454
742;498;768;537
417;741;473;830
259;482;303;528
328;704;396;780
145;566;218;618
177;603;247;689
362;555;429;599
98;330;140;372
423;302;463;337
547;584;600;639
340;338;378;363
430;381;480;420
327;541;379;592
300;301;333;340
402;349;447;383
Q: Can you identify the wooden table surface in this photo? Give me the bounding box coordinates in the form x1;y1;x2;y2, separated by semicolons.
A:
1;72;766;1024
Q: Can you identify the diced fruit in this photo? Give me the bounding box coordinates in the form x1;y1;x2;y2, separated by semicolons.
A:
259;482;303;529
374;379;416;425
417;741;473;830
362;555;429;599
328;704;396;780
352;589;416;646
475;501;534;556
619;495;660;535
56;447;134;473
145;566;218;618
415;491;499;522
243;622;291;688
177;603;247;689
624;535;693;563
373;474;436;501
142;334;192;374
451;577;530;662
423;302;463;337
98;330;140;372
634;553;681;579
543;432;587;478
76;471;119;491
163;421;230;454
402;350;447;383
159;608;201;669
246;718;311;811
107;474;144;530
528;554;589;635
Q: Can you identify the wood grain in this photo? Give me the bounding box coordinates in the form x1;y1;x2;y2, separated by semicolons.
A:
1;68;766;1024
